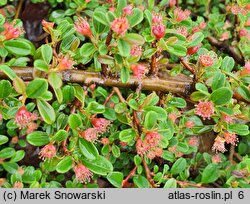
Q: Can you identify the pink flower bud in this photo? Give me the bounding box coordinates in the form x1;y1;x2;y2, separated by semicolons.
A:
188;136;199;147
74;17;92;37
187;45;200;55
42;20;54;33
168;113;178;123
130;64;146;79
147;150;156;159
220;31;230;41
212;154;222;163
169;0;177;7
111;17;129;36
91;118;111;133
154;147;163;157
39;144;57;160
221;114;234;123
57;55;75;71
195;101;214;120
145;131;161;147
152;13;162;24
123;5;133;16
130;45;143;57
13;182;23;188
176;26;188;37
136;139;149;155
74;163;93;183
245;18;250;26
212;136;226;153
100;138;109;145
239;29;249;37
152;23;166;40
240;61;250;76
185;120;194;128
15;106;33;128
0;178;5;186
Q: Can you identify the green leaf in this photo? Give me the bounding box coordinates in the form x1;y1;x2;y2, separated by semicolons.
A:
62;85;75;103
201;164;219;183
144;106;167;120
211;72;226;91
187;32;204;47
82;155;113;175
164;178;177;188
68;113;82;129
0;147;15;159
0;80;12;98
93;10;110;26
56;156;73;173
97;55;114;65
0;64;17;80
26;78;48;98
4;39;32;56
119;128;136;143
127;8;143;27
48;72;62;89
210;87;233;105
87;101;105;114
121;66;130;83
144;111;157;130
111;144;120;158
2;162;18;174
107;172;123;188
26;131;50;146
133;175;149;188
37;99;56;124
167;44;187;57
228;124;249;136
80;43;96;57
51;130;68;142
236;85;250;102
170;158;187;175
79;138;99;160
13;77;26;94
0;135;9;145
221;56;235;72
10;150;25;162
41;44;52;64
117;38;130;57
168;97;187;108
123;33;145;45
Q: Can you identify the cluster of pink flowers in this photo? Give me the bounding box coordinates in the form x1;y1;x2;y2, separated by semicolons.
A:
151;13;165;40
239;29;250;40
192;21;206;33
174;8;191;22
199;54;215;67
1;22;24;40
111;17;129;36
227;4;248;15
57;55;75;71
240;61;250;76
123;5;133;16
212;132;238;153
81;118;111;142
185;120;194;128
223;132;238;145
73;163;93;183
130;63;146;79
39;144;57;160
212;154;222;163
188;136;199;147
195;101;214;120
176;26;188;37
221;114;234;123
15;106;38;132
136;131;163;159
74;17;92;37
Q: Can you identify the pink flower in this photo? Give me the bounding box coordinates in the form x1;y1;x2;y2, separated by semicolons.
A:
57;55;75;71
245;18;250;26
15;106;35;128
145;131;161;147
220;31;230;41
174;8;191;22
74;163;93;183
154;147;163;157
239;29;249;38
26;122;38;134
130;45;143;57
195;101;214;120
240;61;250;76
212;136;226;153
152;23;166;40
212;154;222;163
91;118;111;133
74;17;92;37
199;21;207;29
168;113;178;123
109;6;116;12
130;64;146;79
169;0;177;7
10;136;19;144
1;22;23;40
221;114;234;123
0;178;5;186
13;182;23;188
146;150;156;159
152;13;162;24
100;138;109;145
176;26;188;37
111;17;129;36
0;113;2;121
136;139;149;155
185;120;194;128
192;26;200;33
199;54;215;67
39;144;56;160
187;45;201;55
80;128;98;142
123;5;133;15
188;136;199;147
223;132;238;145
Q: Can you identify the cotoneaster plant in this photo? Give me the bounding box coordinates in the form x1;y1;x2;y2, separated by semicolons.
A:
0;0;249;188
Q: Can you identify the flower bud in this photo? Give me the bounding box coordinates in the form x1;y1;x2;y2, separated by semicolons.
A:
152;23;166;40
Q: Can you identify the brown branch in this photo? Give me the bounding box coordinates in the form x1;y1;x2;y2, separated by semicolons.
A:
122;166;137;188
142;158;156;187
149;42;158;76
229;145;236;164
234;152;242;161
113;87;126;103
103;90;115;106
207;36;244;65
180;57;195;74
14;0;24;19
176;180;205;188
0;67;193;94
101;30;113;77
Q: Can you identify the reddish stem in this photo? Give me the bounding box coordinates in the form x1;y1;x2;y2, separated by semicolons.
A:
122;166;137;188
176;180;205;188
180;57;195;74
142;158;156;187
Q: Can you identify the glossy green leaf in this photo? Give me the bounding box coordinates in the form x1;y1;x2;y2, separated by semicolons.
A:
79;138;99;160
26;78;48;98
119;128;136;143
201;164;219;183
170;158;187;175
26;131;50;146
37;99;56;124
210;87;233;105
107;172;123;188
56;156;73;173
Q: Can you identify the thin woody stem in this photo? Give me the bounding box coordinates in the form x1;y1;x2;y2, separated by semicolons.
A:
142;158;156;187
122;166;137;187
176;180;205;188
0;67;193;94
180;57;195;74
